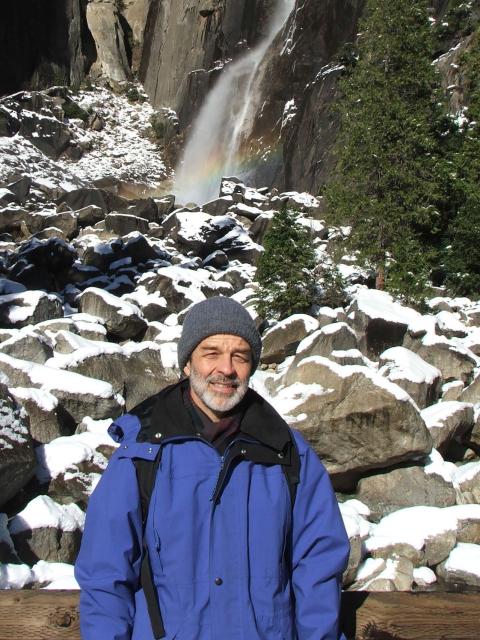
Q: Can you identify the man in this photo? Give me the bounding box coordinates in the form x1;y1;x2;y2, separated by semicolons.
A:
75;296;349;640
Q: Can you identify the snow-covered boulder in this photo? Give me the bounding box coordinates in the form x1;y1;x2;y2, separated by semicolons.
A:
421;402;474;457
435;310;469;339
0;382;35;508
9;495;84;564
0;290;63;328
202;195;234;216
31;560;79;589
454;461;480;504
78;286;147;340
0;327;54;364
46;339;178;411
137;265;208;314
445;505;480;544
378;347;442;409
365;506;458;567
356;465;456;521
261;315;319;365
295;322;358;361
0;352;124;423
404;332;477;384
10;387;73;443
275;357;432;487
348;289;421;356
354;556;414;592
459;371;480;404
437;543;480;588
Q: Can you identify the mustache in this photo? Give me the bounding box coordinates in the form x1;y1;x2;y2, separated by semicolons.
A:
206;374;241;387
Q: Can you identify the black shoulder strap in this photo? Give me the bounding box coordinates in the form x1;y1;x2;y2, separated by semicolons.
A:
133;450;165;640
282;434;301;509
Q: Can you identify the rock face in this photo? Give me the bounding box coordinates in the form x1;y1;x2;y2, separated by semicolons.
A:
140;0;270;126
0;0;95;94
86;0;131;82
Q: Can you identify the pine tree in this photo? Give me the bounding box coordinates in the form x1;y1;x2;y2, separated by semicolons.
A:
444;27;480;297
255;207;316;321
325;0;445;301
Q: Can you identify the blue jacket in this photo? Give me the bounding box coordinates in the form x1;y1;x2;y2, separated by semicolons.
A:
75;382;349;640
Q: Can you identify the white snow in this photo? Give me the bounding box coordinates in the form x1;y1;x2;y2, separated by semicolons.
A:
379;347;441;384
353;289;422;326
0;290;59;323
453;460;480;487
10;387;58;412
0;564;33;589
424;449;457;483
80;287;143;318
443;543;480;577
365;506;458;553
8;496;85;534
413;566;437;586
421;401;473;431
355;558;386;583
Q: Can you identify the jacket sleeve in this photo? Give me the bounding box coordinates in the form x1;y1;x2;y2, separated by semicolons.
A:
290;431;350;640
74;449;143;640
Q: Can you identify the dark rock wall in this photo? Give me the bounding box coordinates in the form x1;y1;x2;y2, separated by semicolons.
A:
139;0;270;127
0;0;95;96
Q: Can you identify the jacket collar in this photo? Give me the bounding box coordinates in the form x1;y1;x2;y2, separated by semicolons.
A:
135;379;291;452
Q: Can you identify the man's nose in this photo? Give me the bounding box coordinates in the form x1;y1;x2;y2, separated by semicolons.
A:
216;354;236;376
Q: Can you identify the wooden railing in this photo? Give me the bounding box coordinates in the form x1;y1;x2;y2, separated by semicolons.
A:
0;591;478;639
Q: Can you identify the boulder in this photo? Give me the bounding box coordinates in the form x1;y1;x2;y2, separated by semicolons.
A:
10;387;75;443
356;466;456;521
18;110;72;159
75;204;105;228
0;207;28;236
123;289;169;322
435;311;469;339
277;357;432;488
261;314;319;365
78;287;147;340
0;514;18;563
0;328;53;364
404;333;477;384
202;196;234;216
378;347;443;409
22;210;78;238
441;381;464;402
357;556;414;592
339;501;371;586
454;462;480;504
348;289;421;356
445;505;480;544
9;496;84;564
56;188;128;215
0;382;35;508
459;372;480;404
295;322;358;361
0;353;124;423
105;212;149;235
8;237;77;291
137;266;207;314
420;402;475;458
0;291;63;328
365;506;458;567
437;543;480;588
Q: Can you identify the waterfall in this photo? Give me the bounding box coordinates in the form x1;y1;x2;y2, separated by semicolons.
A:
174;0;295;205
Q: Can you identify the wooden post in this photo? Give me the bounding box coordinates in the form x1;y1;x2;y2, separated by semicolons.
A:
0;590;479;639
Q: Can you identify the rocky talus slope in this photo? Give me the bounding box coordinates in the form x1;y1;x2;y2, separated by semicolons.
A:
0;85;480;591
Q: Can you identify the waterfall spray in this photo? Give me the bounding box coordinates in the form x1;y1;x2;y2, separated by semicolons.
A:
174;0;295;205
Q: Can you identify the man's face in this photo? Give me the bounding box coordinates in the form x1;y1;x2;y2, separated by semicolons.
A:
184;334;253;421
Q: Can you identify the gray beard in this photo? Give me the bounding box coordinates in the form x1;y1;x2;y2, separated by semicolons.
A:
189;366;249;414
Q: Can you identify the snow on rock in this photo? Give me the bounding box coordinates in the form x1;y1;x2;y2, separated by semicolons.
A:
444;505;480;543
272;356;431;485
453;461;480;504
420;401;474;455
412;566;437;588
424;448;457;483
0;290;63;328
365;506;458;566
32;560;78;589
78;287;147;340
437;543;480;587
8;496;84;565
262;314;319;365
57;86;166;188
436;310;469;339
9;495;85;534
349;289;422;356
0;563;33;589
360;556;414;592
378;346;442;409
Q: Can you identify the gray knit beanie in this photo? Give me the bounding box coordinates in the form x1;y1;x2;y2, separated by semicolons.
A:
178;297;262;372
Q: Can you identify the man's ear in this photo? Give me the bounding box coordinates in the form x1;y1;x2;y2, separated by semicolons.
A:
183;361;191;376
